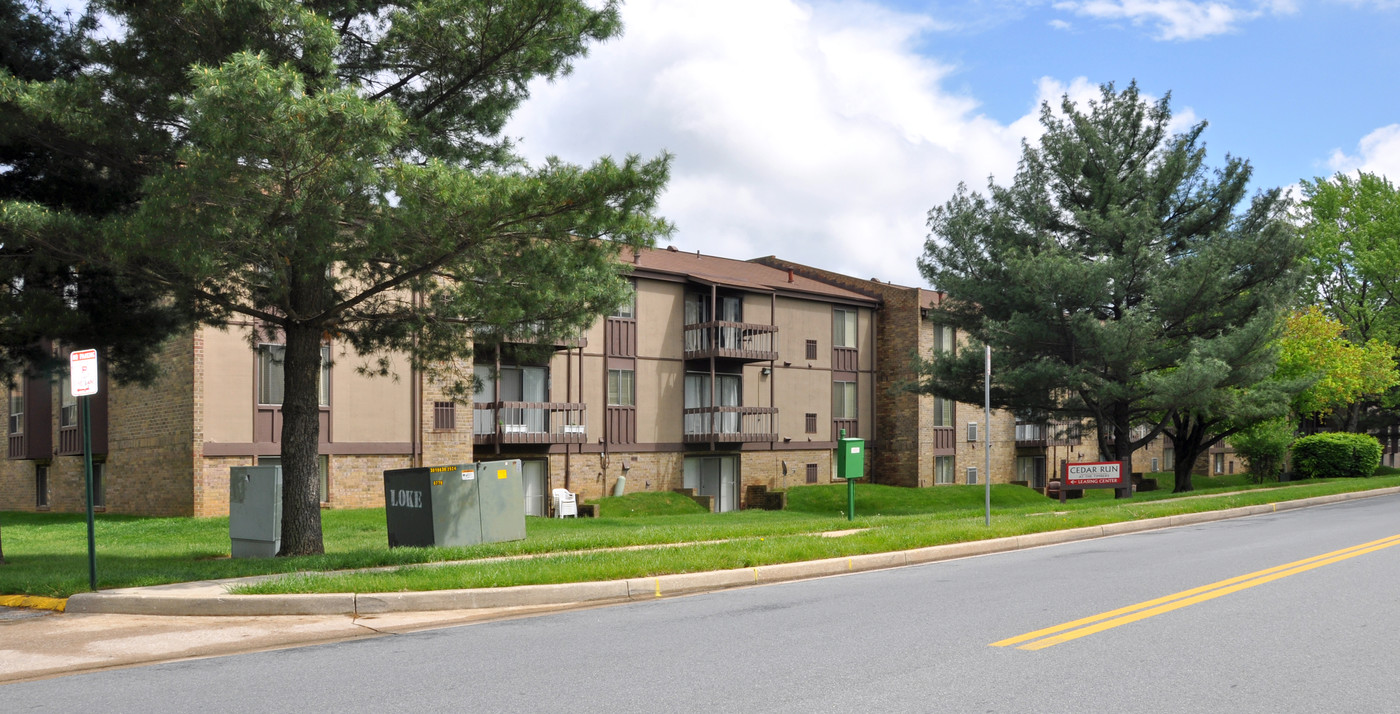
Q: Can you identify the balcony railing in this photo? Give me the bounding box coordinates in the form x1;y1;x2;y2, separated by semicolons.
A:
1017;420;1083;447
683;406;778;443
683;321;778;362
474;402;587;445
1015;421;1047;447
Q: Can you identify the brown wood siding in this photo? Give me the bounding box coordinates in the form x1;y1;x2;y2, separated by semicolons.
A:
607;406;636;444
606;318;637;357
255;407;330;444
833;418;857;441
832;347;857;372
10;372;52;460
931;426;955;455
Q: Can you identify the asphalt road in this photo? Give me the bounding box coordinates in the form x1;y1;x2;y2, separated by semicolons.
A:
7;494;1400;713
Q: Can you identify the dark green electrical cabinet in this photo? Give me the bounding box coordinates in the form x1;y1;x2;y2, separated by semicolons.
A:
383;460;527;548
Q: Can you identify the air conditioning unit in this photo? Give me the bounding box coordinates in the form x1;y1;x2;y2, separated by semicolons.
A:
967;422;978;442
966;467;978;485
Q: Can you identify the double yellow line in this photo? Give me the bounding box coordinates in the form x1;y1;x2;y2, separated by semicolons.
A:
992;533;1400;651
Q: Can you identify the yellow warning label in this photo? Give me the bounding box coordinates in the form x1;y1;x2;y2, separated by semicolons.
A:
432;480;443;486
497;469;508;479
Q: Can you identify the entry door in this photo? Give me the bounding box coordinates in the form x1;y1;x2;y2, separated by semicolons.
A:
522;460;547;516
689;456;738;512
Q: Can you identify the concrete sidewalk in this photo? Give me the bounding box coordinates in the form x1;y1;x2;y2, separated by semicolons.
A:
63;487;1399;617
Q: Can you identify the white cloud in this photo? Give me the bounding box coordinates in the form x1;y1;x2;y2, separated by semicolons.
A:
1051;0;1295;41
506;0;1053;287
1327;124;1400;181
1049;18;1074;29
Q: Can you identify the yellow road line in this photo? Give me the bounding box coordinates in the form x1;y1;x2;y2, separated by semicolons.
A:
993;533;1400;650
0;594;67;612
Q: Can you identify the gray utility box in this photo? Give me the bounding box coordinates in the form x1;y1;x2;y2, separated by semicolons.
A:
383;460;526;548
230;466;282;558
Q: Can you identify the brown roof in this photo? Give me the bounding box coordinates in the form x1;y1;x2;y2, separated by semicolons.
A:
623;246;877;304
919;289;944;309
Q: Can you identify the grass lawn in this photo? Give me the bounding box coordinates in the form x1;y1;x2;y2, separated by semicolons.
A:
2;473;1397;598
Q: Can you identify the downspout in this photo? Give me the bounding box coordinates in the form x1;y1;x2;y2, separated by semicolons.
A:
710;284;717;452
411;290;423;468
770;291;776;451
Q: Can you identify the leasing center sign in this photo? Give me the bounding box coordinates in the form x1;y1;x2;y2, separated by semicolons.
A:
1064;461;1125;488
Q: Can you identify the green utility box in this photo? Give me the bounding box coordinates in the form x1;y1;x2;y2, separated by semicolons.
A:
383;460;526;548
836;435;865;479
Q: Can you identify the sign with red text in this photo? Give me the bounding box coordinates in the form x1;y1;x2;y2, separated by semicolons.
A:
1063;461;1124;487
69;349;99;396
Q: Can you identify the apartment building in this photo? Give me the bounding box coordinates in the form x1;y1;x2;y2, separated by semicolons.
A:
0;329;471;517
753;257;1171;489
474;246;879;513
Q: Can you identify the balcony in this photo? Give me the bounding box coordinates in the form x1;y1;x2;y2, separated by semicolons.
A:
479;322;587;350
1017;420;1083;447
683;322;778;362
1015;421;1047;447
474;402;588;445
683;406;778;443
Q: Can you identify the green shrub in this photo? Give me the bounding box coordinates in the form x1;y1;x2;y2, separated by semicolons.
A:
1228;417;1295;483
1291;432;1382;479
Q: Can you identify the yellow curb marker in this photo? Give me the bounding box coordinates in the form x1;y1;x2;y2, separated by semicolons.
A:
0;594;67;612
993;533;1400;651
654;578;661;598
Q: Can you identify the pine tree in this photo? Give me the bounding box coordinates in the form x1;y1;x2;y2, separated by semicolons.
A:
918;82;1301;492
2;1;671;554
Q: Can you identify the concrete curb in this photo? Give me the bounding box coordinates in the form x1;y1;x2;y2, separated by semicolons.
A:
61;485;1400;617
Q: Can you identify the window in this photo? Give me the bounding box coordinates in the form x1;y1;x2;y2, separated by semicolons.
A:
933;324;954;353
1213;453;1224;474
1163;448;1175;470
833;308;857;348
259;455;330;503
805;413;817;434
1151;457;1159;472
59;373;77;427
832;381;857;419
685;372;740;433
434;402;456;430
90;462;105;509
932;396;953;427
966;466;978;485
935;455;955;484
967;422;979;442
805;339;818;360
258;344;331;406
8;382;22;435
608;369;635;407
611;280;637;318
473;365;547;403
35;464;48;508
806;463;818;484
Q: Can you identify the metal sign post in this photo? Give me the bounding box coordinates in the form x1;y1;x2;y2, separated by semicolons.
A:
984;346;991;527
70;349;99;591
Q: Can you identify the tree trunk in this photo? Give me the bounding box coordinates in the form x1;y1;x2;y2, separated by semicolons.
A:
0;525;6;565
1347;402;1362;433
1168;412;1209;494
278;323;325;556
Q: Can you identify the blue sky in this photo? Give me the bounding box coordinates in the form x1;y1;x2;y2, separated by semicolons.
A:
506;0;1400;286
45;1;1400;287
